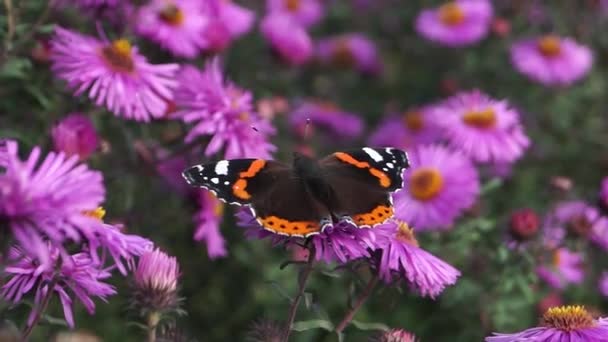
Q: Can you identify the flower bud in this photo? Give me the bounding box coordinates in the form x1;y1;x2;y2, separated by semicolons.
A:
51;113;99;160
509;208;539;241
131;249;181;315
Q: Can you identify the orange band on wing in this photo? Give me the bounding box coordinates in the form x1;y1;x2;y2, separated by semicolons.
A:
240;159;266;178
334;152;391;188
353;205;393;226
232;160;267;200
258;216;321;236
232;179;251;200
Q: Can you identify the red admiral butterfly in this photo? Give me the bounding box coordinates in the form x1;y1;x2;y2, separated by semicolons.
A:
182;147;409;237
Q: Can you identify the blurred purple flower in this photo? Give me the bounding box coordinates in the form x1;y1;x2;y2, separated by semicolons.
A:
510;35;593;87
133;248;181;314
218;1;255;39
542;200;608;251
374;220;460;298
134;0;209;58
194;190;227;259
316;33;382;75
371;329;418;342
415;0;493;47
290;100;363;140
58;0;119;8
486;305;608;342
432;90;530;163
368;107;442;148
393;144;480;231
174;59;276;159
50;27;178;122
267;0;324;28
2;245;116;328
536;248;584;290
600;176;608;209
155;149;191;196
261;13;313;66
0;141;105;263
51;113;99;160
600;272;608;297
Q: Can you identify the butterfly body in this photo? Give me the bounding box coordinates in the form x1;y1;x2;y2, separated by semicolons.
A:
183;147;409;237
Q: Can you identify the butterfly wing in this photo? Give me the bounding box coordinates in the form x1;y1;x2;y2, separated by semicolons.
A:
183;159;330;237
319;147;409;228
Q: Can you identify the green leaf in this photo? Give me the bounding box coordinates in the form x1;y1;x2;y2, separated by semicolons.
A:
350;320;390;332
41;314;68;327
291;319;334;332
304;292;313;310
481;178;503;195
0;58;32;79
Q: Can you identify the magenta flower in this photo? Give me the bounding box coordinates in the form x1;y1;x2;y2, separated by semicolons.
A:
289;100;363;140
134;0;209;58
368;107;442;148
374;220;460;298
536;248;584;290
316;33;381;75
175;59;276;159
432;90;530;163
2;245;116;328
415;0;493;47
542;201;608;250
50;27;178;122
133;248;181;314
260;13;313;66
486;305;608;342
218;1;255;39
371;329;418;342
267;0;324;28
194;190;227;259
51;113;99;160
510;35;593;87
393;144;480;230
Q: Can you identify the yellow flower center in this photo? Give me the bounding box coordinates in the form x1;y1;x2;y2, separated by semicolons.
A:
439;2;465;26
331;40;355;67
403;111;424;131
409;168;444;201
159;4;185;26
238;112;250;121
537;35;562;57
100;39;134;73
83;207;106;221
462;108;496;129
285;0;300;11
542;305;595;331
395;221;419;247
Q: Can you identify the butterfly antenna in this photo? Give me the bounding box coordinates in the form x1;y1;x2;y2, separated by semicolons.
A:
251;125;259;133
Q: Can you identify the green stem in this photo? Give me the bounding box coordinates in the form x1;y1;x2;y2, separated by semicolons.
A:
21;277;58;341
147;311;161;342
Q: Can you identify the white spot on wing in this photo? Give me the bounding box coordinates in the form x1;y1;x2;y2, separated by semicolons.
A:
215;160;229;175
386;162;394;168
211;178;219;184
363;147;383;162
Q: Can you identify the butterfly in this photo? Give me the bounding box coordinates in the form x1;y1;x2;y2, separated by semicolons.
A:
182;147;409;238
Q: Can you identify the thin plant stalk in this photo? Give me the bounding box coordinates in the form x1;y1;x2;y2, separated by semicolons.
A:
335;273;380;334
281;245;316;342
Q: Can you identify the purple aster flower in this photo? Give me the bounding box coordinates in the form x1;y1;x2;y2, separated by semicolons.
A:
415;0;493;47
600;272;608;297
2;245;116;328
371;328;418;342
235;208;379;264
536;248;584;290
267;0;324;28
431;90;530;163
260;13;313;66
175;59;276;159
0;141;105;263
542;201;608;250
194;190;227;259
50;27;178;122
289;100;363;140
486;305;608;341
368;107;442;148
132;248;181;315
393;144;480;231
373;220;461;298
134;0;209;58
51;113;99;160
510;35;593;87
316;33;382;75
218;1;255;39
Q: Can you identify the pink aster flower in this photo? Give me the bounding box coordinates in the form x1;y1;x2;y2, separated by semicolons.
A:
432;90;530;163
542;201;608;250
368;107;442;148
316;33;382;75
51;113;99;160
217;1;255;39
132;248;181;315
267;0;324;28
194;190;227;259
290;100;363;140
50;27;178;122
175;59;276;159
536;248;584;290
486;305;608;342
374;220;460;298
510;35;593;87
415;0;493;47
2;245;116;328
393;144;480;230
134;0;209;58
260;13;313;66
